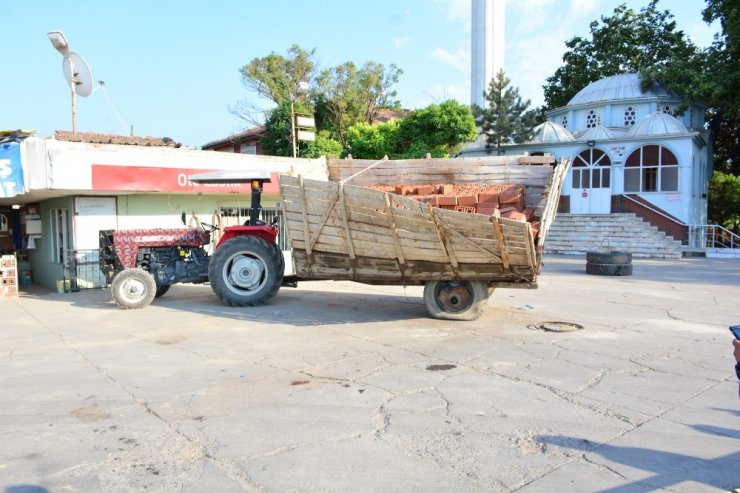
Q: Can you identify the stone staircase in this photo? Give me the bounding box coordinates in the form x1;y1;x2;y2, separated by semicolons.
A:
544;213;683;258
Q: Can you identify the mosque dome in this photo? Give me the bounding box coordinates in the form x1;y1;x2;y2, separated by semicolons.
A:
529;121;574;143
576;125;616;142
568;73;676;106
627;112;689;137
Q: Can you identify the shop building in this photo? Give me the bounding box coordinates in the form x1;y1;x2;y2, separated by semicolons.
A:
0;133;326;290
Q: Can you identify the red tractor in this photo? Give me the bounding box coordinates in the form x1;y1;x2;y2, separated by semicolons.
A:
99;171;287;309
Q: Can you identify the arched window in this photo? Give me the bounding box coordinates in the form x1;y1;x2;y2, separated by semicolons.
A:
572;149;611;189
585;110;600;129
0;214;8;233
661;105;672;114
624;145;678;193
624;106;636;126
561;115;568;129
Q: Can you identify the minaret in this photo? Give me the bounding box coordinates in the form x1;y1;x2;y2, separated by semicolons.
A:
471;0;505;109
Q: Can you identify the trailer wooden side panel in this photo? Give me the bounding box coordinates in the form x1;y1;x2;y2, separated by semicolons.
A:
279;154;569;287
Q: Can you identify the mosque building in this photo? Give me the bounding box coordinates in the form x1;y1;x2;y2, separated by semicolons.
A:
465;0;712;251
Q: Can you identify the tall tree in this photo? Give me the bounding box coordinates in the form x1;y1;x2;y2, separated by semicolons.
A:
313;61;402;146
231;44;317;125
543;1;697;110
473;70;539;155
259;101;343;158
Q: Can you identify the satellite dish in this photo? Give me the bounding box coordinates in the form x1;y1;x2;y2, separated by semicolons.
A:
62;52;95;97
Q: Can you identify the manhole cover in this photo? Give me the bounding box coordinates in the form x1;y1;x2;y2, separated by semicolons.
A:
530;321;585;333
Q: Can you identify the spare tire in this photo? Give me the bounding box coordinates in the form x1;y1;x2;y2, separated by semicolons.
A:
586;251;632;264
586;262;633;276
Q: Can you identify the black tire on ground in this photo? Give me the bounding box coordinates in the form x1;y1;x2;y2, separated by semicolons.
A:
111;268;157;309
423;280;491;321
586;251;632;264
586;262;633;276
155;285;171;298
208;236;284;307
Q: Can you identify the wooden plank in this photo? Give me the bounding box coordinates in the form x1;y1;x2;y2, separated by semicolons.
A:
428;203;459;275
307;187;340;253
291;250;538;283
384;193;406;266
298;176;312;257
491;217;510;270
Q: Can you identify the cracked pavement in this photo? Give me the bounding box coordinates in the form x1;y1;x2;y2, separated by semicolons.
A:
1;255;738;492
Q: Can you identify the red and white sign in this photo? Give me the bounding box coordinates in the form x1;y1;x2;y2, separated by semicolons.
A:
91;165;281;194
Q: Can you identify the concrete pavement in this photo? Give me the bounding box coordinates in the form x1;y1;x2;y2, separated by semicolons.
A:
1;255;739;492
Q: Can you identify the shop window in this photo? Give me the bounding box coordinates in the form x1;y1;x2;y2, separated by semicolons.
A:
624;145;679;193
50;208;70;264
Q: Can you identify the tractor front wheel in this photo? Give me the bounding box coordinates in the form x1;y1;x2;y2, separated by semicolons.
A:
423;280;491;321
111;268;157;310
208;236;283;307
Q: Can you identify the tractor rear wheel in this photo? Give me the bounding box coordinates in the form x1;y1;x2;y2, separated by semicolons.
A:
423;280;490;321
111;268;157;309
209;236;283;306
155;285;171;298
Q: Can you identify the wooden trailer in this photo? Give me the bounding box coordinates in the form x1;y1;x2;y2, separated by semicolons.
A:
279;155;569;320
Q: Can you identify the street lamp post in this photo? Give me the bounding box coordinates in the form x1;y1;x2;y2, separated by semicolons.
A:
291;81;309;158
47;31;77;140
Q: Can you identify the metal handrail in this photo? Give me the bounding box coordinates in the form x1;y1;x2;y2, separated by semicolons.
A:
688;224;739;249
620;194;687;227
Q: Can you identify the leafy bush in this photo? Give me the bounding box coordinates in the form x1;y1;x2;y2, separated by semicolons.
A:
708;171;740;231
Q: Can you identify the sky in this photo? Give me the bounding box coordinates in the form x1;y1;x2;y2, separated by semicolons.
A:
2;0;718;149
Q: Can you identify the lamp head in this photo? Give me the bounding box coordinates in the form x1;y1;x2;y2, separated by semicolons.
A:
295;81;309;96
47;31;70;57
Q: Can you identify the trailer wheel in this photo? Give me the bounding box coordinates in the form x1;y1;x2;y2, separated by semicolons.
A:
423;280;490;321
111;268;157;309
155;285;171;298
209;236;283;306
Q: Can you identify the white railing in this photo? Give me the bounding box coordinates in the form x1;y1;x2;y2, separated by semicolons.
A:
688;225;740;249
621;194;687;227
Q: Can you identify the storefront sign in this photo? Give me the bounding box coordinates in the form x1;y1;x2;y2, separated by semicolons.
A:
91;165;281;194
0;142;24;198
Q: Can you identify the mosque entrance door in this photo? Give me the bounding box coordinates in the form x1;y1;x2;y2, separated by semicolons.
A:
569;148;612;214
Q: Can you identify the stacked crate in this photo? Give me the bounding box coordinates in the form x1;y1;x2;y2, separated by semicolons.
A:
1;255;18;299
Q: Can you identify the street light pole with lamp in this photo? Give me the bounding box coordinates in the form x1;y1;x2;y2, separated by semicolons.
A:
291;81;310;158
47;31;77;139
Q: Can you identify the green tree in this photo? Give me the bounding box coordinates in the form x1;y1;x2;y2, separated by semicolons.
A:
231;44;317;125
344;121;399;159
313;62;402;146
708;171;740;230
301;130;344;159
396;100;477;158
473;70;539;155
258;102;294;157
260;101;342;158
345;100;477;159
543;1;698;109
